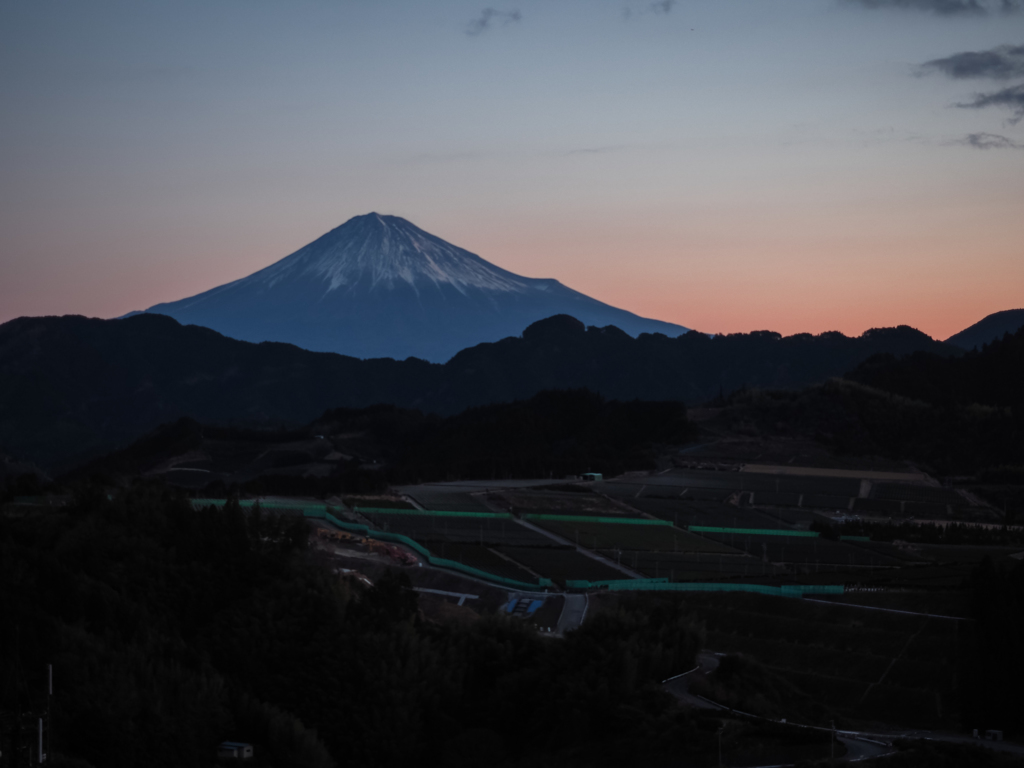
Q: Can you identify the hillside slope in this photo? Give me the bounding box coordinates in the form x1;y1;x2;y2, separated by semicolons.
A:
0;313;956;469
945;308;1024;351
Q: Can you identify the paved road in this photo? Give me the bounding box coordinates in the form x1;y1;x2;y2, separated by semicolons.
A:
556;593;589;635
663;652;723;709
664;653;899;765
664;654;1024;764
837;736;890;761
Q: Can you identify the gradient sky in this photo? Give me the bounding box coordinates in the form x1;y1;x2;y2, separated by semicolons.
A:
1;0;1022;340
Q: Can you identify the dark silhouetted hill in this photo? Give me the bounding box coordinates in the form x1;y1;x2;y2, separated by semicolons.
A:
848;325;1024;409
0;313;955;470
945;308;1024;351
67;390;696;491
718;327;1024;476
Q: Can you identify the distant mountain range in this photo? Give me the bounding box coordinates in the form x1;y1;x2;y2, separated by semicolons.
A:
945;308;1024;351
135;213;689;362
0;312;957;470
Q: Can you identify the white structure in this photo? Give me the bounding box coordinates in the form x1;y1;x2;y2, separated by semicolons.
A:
218;741;254;759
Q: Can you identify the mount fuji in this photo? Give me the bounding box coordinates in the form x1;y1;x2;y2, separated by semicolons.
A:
139;213;690;361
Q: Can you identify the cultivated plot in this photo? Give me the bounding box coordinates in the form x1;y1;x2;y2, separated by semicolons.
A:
800;494;853;511
527;516;737;553
425;542;537;583
599;550;784;582
625;498;787;530
401;487;495;513
500;490;637;517
699;532;903;568
751;491;802;508
852;497;902;516
359;511;552;547
873;483;965;505
495;546;627;586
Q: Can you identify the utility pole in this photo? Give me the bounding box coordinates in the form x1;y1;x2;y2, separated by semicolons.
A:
46;665;52;765
831;719;835;766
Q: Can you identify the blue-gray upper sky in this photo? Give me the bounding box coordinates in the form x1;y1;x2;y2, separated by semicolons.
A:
1;0;1021;338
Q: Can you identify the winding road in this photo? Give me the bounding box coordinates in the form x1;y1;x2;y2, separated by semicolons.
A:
663;652;893;765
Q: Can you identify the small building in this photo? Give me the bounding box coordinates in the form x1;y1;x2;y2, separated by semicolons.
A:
218;742;254;760
581;472;603;482
985;730;1004;742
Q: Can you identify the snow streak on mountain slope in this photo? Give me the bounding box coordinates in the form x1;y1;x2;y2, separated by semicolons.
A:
142;213;690;362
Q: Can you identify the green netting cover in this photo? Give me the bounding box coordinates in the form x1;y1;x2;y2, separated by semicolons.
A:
689;526;819;538
356;507;510;519
191;499;550;590
524;514;671;525
564;579;842;596
310;509;550;591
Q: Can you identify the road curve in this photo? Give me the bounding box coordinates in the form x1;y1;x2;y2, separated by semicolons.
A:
556;593;588;635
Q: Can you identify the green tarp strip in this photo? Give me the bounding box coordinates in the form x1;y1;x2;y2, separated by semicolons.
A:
191;499;549;591
525;514;672;525
689;526;820;538
566;580;843;596
356;507;510;519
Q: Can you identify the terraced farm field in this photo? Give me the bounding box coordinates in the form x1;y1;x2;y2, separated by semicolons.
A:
800;494;853;511
495;546;627;585
526;516;738;553
845;540;927;563
501;490;638;517
343;495;415;510
873;483;965;505
359;510;553;547
425;543;538;582
625;499;786;530
754;507;832;527
903;502;952;518
599;550;784;581
698;532;903;568
815;589;972;618
852;497;902;516
402;487;495;513
751;491;802;508
610;470;774;492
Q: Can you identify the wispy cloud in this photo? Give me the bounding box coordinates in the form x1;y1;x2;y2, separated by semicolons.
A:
921;45;1024;79
847;0;1021;15
562;145;628;156
623;1;677;20
955;131;1024;148
466;8;522;36
957;83;1024;122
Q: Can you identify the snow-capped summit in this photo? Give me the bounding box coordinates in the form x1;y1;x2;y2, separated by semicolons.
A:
140;213;690;361
235;213;532;295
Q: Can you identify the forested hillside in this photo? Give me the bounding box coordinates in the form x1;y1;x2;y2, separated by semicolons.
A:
848;325;1024;409
0;313;954;470
0;486;706;767
63;390;696;496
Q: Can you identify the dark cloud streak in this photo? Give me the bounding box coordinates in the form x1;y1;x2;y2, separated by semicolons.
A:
921;45;1024;80
957;83;1024;122
848;0;1021;14
562;145;627;156
623;1;677;20
465;8;522;37
957;132;1024;148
